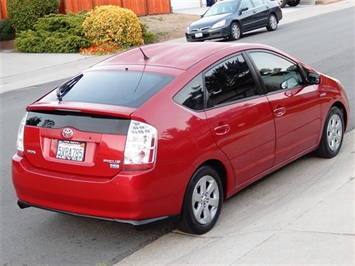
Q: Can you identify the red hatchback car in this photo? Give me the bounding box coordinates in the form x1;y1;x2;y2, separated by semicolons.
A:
12;43;349;234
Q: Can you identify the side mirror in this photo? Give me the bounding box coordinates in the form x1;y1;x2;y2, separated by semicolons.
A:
281;77;299;90
307;72;320;84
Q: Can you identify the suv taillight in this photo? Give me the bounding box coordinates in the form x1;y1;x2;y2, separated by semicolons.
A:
16;113;28;156
123;120;158;170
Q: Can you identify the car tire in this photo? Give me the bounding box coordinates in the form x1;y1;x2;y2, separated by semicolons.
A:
229;22;242;41
277;0;287;8
316;106;345;158
288;0;300;6
178;165;223;234
266;14;278;31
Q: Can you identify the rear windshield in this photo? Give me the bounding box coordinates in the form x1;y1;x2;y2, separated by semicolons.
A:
41;70;175;108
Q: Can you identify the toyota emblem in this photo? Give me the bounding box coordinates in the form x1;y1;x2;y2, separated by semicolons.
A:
62;128;74;139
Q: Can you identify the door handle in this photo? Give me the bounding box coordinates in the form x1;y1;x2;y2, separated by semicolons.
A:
273;106;286;116
214;124;230;135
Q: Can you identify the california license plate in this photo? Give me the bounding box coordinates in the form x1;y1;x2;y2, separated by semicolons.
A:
56;140;86;161
195;32;203;38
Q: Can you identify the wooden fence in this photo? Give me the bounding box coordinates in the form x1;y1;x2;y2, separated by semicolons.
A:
1;0;171;19
0;0;7;19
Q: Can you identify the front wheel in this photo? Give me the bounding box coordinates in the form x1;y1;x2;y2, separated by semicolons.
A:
229;22;242;40
266;14;278;31
178;166;223;234
316;106;345;158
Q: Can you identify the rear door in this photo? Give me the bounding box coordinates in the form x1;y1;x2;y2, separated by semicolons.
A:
204;54;275;186
251;0;269;27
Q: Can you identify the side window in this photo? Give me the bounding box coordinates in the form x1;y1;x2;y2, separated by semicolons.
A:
251;0;264;7
204;54;258;107
249;52;303;93
174;75;204;111
240;0;254;10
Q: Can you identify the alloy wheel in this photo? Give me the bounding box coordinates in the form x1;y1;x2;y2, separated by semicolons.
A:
230;22;241;40
191;175;220;225
326;113;343;152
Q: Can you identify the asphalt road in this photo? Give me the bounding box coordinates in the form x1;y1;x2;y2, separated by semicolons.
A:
1;7;354;265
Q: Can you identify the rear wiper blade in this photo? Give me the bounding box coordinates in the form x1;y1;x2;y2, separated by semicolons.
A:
56;74;83;101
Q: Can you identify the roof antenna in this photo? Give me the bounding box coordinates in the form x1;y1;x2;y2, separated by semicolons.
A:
139;46;149;60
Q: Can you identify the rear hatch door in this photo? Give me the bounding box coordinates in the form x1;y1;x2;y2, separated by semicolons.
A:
23;103;134;178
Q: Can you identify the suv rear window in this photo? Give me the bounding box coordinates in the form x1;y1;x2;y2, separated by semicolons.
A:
41;70;175;108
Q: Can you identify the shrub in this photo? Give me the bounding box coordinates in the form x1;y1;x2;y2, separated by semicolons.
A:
82;5;143;51
141;23;155;45
7;0;60;33
80;41;122;56
0;19;15;41
15;13;91;53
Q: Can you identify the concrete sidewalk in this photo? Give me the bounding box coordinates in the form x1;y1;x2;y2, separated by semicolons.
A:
1;0;353;94
0;53;111;94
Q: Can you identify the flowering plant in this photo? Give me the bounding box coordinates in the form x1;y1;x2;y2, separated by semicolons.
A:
82;5;144;54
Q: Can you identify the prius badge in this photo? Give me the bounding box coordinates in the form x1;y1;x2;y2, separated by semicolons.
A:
62;128;74;139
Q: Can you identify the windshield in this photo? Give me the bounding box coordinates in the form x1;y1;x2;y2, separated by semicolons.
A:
41;70;175;108
204;1;239;17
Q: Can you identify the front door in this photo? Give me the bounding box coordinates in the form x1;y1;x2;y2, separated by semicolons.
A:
238;0;257;31
248;51;322;165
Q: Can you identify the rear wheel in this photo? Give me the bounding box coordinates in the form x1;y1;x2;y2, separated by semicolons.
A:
316;106;344;158
178;166;223;234
288;0;300;6
229;22;242;40
277;0;288;8
266;14;278;31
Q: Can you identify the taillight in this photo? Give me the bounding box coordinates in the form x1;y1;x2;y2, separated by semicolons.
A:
16;113;28;156
124;120;158;170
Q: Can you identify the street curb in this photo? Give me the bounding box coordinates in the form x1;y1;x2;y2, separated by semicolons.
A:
316;0;344;4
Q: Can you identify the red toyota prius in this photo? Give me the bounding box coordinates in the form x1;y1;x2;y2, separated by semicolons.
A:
12;42;349;234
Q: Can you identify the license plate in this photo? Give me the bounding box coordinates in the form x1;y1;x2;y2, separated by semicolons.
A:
195;32;203;38
56;140;86;161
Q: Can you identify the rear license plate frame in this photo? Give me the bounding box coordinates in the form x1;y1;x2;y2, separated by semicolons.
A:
56;140;86;162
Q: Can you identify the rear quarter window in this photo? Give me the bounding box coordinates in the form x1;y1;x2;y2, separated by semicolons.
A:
41;71;175;108
174;75;204;111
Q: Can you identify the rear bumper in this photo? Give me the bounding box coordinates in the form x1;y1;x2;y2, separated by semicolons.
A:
12;154;187;225
17;200;179;227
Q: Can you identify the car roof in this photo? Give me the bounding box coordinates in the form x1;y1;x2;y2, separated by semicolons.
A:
91;42;272;72
210;0;241;5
